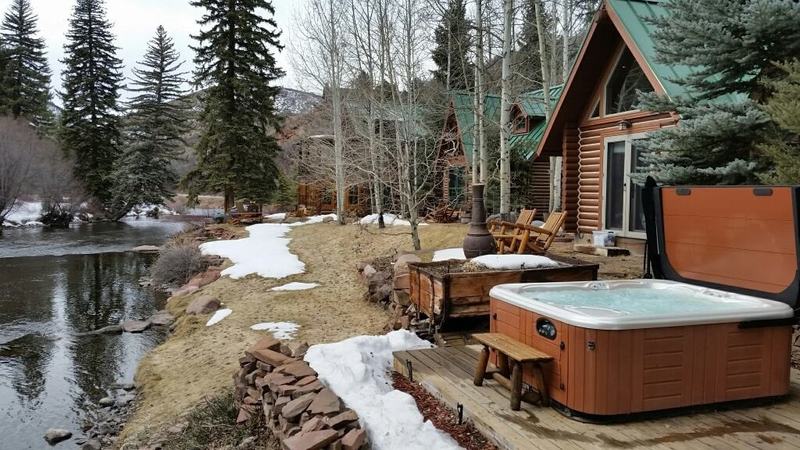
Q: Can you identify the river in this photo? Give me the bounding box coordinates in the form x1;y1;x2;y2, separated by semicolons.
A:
0;218;193;449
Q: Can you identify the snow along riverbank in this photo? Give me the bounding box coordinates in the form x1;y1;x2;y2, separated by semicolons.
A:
199;214;336;279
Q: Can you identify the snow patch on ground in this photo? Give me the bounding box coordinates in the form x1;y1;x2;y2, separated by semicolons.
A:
4;201;42;225
270;282;319;291
305;331;462;450
359;213;427;227
200;215;337;279
250;322;300;340
127;203;178;217
288;214;337;226
206;308;232;326
265;212;287;220
432;248;466;262
472;254;561;270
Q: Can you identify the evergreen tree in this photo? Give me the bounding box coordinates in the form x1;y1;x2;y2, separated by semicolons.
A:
759;60;800;184
60;0;123;206
637;0;800;185
515;0;545;91
431;0;472;90
109;26;189;220
185;0;285;211
0;0;52;128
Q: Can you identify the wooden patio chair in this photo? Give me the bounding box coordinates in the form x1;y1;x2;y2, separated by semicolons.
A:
489;208;536;254
508;211;567;255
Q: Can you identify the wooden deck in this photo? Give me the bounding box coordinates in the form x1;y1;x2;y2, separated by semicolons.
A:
393;345;800;449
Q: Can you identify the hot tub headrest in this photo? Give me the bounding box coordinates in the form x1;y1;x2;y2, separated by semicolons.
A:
643;178;800;310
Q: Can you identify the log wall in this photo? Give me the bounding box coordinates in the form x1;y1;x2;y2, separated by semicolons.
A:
574;112;676;235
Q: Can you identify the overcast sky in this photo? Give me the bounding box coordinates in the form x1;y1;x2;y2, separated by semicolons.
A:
0;0;304;101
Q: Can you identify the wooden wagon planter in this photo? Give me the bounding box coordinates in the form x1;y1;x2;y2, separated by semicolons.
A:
407;255;599;328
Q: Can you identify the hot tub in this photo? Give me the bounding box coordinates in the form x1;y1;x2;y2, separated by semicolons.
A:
489;279;794;420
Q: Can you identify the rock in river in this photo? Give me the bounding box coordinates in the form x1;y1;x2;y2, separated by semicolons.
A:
121;320;151;333
44;428;72;445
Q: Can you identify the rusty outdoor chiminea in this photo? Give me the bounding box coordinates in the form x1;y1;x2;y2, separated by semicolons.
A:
462;183;497;258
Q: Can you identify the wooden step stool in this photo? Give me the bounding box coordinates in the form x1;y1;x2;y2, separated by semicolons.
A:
472;333;553;411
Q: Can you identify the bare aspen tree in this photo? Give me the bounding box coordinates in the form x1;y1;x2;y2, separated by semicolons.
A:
292;0;348;224
498;0;514;214
475;0;487;184
534;0;552;118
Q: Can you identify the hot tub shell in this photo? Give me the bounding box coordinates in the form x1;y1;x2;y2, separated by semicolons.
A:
487;183;800;420
490;280;794;419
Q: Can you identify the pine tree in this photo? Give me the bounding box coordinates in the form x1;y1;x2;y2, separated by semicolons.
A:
431;0;472;90
60;0;123;206
515;0;545;91
759;60;800;184
0;0;52;128
185;0;285;211
108;26;189;220
637;0;800;185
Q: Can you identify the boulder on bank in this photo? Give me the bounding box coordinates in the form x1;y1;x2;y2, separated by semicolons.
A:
186;295;221;315
44;428;72;445
149;311;175;326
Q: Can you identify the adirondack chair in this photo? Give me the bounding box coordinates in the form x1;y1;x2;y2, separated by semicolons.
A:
508;211;567;255
489;209;537;254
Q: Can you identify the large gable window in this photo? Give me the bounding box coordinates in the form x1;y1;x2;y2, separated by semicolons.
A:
605;48;654;115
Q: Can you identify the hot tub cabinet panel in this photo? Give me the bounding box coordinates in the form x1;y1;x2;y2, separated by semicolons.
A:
488;281;794;418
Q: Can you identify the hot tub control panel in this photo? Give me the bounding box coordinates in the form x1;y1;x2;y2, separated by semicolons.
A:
536;318;557;340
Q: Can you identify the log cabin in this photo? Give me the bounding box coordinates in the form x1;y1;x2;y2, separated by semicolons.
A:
436;92;500;208
532;0;704;250
437;88;561;219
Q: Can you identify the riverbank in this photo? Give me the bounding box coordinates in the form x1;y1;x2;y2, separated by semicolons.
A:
119;221;466;446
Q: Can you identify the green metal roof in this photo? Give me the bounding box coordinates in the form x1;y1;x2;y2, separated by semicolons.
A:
446;84;563;161
607;0;743;103
509;85;564;159
517;85;565;117
450;92;501;162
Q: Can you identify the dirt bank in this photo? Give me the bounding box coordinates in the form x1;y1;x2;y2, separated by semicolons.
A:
119;222;466;444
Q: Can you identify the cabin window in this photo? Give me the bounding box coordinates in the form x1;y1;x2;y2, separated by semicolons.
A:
348;186;360;205
513;115;528;134
448;166;465;201
605;48;654;115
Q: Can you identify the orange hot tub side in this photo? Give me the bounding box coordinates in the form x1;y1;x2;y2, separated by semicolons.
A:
489;298;792;418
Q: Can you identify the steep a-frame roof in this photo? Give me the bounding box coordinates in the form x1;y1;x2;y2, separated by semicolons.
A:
533;0;742;159
510;85;564;159
446;92;501;162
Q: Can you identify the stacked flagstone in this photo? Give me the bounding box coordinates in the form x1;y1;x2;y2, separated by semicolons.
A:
234;337;368;450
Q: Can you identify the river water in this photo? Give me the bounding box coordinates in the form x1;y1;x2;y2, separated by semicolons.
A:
0;218;192;449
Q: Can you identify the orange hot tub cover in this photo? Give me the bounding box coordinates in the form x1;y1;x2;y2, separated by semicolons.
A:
643;179;800;312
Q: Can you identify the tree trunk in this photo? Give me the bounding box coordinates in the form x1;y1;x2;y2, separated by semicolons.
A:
499;0;513;214
562;0;570;83
475;0;487;184
534;0;551;119
224;187;234;214
329;0;345;225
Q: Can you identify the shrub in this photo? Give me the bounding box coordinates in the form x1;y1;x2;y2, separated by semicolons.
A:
151;244;205;287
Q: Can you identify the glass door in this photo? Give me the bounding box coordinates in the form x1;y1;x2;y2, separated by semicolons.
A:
604;141;626;230
603;136;648;238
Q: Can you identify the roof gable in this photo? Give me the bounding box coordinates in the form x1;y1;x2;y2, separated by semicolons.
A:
446;92;501;162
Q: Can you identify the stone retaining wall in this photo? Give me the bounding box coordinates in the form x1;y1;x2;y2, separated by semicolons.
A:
234;337;368;450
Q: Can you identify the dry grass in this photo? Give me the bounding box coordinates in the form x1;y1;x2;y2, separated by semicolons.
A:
119;222;467;443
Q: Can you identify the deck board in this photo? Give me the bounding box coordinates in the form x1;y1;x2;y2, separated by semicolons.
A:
393;345;800;450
